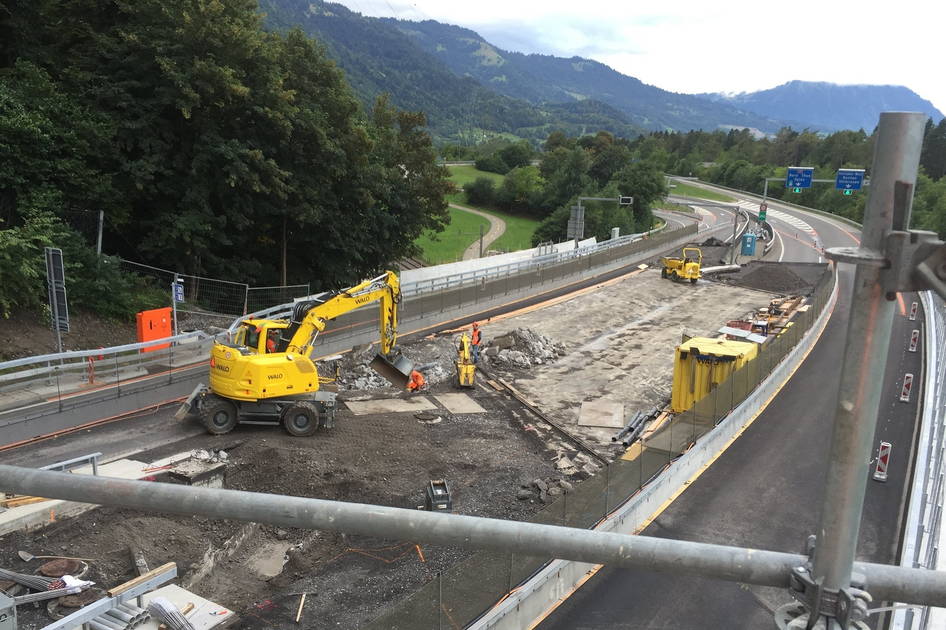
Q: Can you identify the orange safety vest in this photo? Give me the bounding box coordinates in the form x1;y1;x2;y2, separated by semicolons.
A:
471;328;481;346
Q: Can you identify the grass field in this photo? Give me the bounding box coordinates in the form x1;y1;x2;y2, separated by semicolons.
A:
443;164;539;253
414;206;491;265
668;181;735;202
447;164;505;188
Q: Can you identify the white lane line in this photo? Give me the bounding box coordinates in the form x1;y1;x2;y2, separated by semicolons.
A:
777;229;785;263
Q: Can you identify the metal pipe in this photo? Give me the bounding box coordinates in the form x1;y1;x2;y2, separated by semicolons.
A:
812;112;927;592
88;621;113;630
89;615;124;630
2;466;946;607
104;608;135;623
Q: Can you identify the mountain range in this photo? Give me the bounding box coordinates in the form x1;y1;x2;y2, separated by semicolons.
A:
261;0;944;141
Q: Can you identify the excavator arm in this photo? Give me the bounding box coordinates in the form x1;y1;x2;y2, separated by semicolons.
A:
278;271;402;358
275;271;412;387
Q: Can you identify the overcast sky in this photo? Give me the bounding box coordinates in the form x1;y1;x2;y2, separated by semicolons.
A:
328;0;946;115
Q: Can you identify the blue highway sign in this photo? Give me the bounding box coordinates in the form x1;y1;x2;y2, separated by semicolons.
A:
835;169;865;190
785;167;814;189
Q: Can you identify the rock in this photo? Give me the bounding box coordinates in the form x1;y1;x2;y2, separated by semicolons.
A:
548;487;563;497
485;346;500;357
532;478;548;493
276;529;288;540
559;480;574;492
582;463;599;476
498;350;531;369
556;456;575;471
490;334;516;350
516;489;534;501
538;490;551;503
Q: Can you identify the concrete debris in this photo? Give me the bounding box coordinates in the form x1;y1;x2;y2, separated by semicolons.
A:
191;449;228;464
555;456;575;471
517;477;574;502
484;328;566;370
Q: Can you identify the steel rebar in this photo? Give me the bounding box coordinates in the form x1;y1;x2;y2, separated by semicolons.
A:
2;465;946;608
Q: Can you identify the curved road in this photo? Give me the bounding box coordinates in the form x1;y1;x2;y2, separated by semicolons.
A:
451;203;507;260
539;185;922;629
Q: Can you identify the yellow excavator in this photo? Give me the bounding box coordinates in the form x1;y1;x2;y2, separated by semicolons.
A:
176;271;413;436
456;333;475;387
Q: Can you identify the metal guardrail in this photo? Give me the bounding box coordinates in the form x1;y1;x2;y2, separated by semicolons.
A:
0;332;214;395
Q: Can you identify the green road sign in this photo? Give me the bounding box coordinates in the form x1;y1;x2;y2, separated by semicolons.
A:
842;189;854;196
792;187;802;193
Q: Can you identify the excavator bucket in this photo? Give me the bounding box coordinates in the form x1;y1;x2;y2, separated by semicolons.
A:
369;352;414;388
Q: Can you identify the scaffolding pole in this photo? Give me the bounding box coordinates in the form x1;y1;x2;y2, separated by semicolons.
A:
0;465;944;609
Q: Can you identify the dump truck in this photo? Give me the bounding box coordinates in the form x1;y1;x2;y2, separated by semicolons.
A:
660;247;703;284
177;271;412;436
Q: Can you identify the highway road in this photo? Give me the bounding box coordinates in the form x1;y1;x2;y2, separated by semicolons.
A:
538;186;923;629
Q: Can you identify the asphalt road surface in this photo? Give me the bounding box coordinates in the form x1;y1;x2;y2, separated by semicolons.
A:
538;188;922;629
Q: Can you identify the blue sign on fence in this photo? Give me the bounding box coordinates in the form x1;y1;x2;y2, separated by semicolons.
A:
173;282;184;303
835;169;865;191
785;167;814;189
741;233;757;256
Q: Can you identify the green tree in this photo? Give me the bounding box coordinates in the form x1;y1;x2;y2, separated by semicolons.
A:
921;118;946;180
464;177;497;207
610;161;667;232
497;166;545;214
540;146;591;211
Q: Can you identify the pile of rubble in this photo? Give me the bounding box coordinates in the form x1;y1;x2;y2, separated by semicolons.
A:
321;346;395;391
483;328;566;369
516;476;574;503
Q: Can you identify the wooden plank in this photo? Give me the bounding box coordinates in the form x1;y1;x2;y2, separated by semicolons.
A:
108;562;177;597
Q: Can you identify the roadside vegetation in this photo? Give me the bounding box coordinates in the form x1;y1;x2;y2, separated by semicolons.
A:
414;207;490;265
668;181;735;202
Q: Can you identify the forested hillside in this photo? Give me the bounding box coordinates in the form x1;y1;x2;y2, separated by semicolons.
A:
699;81;944;133
259;0;644;141
385;18;786;134
0;0;449;318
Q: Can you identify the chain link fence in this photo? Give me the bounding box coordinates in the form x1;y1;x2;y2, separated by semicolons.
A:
362;266;835;630
119;260;308;327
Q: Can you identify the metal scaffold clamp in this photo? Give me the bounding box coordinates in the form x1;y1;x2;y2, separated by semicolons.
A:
826;180;946;301
776;537;872;630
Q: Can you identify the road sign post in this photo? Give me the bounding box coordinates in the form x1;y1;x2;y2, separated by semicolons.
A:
171;278;183;336
44;247;70;354
835;169;865;194
785;167;814;190
908;329;920;352
872;442;891;482
900;373;914;402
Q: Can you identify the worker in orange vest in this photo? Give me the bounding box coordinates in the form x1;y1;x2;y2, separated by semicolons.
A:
471;322;481;363
407;369;426;392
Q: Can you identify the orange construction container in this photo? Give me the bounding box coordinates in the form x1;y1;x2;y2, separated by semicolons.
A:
136;307;172;353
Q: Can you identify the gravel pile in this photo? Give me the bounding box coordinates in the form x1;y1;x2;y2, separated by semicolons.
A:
483;328;566;369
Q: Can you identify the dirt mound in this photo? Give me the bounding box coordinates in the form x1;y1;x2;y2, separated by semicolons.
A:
721;262;814;294
701;236;727;247
483;328;565;369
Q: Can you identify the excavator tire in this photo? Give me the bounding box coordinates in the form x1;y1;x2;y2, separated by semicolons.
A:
201;397;238;435
670;271;679;282
690;277;698;284
660;268;668;279
282;402;320;437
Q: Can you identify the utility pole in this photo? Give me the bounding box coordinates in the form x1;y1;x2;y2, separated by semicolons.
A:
95;210;104;256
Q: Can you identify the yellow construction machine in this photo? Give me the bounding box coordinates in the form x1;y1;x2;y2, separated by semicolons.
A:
660;247;702;284
456;333;475;388
177;271;413;436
